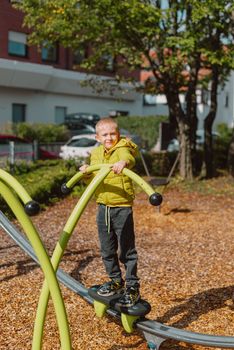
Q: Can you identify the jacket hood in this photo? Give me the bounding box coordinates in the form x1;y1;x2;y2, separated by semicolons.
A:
104;137;138;156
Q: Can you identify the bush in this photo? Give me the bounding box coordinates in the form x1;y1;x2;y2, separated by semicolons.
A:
135;151;178;177
117;115;168;149
12;122;70;142
1;159;82;217
214;123;234;171
228;138;234;176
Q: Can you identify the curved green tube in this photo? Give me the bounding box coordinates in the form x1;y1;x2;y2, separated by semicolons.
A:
123;168;155;197
65;164;103;189
66;164;156;197
0;180;71;350
34;164;159;346
0;164;159;349
33;165;112;349
0;168;33;204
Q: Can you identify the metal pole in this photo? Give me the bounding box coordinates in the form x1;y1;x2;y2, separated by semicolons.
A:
139;151;151;177
9;141;15;174
33;140;39;161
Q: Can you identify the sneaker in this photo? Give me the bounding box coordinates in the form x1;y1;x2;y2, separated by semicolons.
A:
97;280;124;297
116;287;140;307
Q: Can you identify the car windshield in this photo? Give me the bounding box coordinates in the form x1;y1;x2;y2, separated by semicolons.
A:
67;138;97;147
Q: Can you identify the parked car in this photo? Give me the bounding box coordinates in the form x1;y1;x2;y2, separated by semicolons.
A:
64;112;100;128
68;123;96;137
59;134;98;159
0;134;58;160
59;130;142;160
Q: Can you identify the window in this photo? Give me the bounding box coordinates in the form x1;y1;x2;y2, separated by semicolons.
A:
55;106;67;124
8;31;27;57
12;104;26;123
42;43;58;62
225;93;229;108
100;53;115;72
73;47;87;65
109;110;129;117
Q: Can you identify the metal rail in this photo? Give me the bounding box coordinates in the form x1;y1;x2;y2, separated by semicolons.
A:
1;211;234;350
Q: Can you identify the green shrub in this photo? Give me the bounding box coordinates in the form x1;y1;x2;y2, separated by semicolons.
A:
216;123;233;142
135;151;178;177
12;122;70;142
214;123;233;171
117;115;168;149
0;160;82;217
151;152;178;177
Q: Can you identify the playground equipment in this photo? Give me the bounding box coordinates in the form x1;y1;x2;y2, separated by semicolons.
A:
0;169;71;350
139;149;180;187
88;285;151;333
0;165;234;350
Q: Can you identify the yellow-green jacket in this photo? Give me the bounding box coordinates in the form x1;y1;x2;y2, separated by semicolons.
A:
89;138;138;206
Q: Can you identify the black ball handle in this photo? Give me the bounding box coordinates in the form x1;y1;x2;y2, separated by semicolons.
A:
61;183;72;195
149;192;163;206
24;200;40;216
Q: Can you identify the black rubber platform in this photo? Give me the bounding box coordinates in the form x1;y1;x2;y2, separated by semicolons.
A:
88;285;151;317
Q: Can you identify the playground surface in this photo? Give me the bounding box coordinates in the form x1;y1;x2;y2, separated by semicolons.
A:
0;177;234;350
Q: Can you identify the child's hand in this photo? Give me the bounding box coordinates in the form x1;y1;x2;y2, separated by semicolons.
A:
111;160;128;174
79;164;89;173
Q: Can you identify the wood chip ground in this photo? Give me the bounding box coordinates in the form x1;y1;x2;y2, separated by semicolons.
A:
0;183;233;350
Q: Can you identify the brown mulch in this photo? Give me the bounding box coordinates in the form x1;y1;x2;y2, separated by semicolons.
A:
0;186;234;350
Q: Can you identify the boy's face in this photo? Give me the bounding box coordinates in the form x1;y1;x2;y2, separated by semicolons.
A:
96;124;120;150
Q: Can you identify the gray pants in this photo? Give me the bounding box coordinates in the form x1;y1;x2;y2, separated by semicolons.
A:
96;204;139;288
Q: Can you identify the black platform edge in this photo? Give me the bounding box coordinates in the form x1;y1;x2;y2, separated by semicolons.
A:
88;286;151;317
88;285;123;306
149;178;169;186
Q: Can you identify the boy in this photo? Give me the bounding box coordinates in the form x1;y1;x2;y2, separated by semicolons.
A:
79;117;140;307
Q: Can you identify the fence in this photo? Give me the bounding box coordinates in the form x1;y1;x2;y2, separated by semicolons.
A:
39;142;64;156
0;141;63;170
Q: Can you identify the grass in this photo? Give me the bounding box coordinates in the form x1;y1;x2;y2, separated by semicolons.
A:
167;174;234;197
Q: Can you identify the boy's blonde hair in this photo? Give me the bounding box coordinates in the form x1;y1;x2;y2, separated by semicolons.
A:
95;118;119;134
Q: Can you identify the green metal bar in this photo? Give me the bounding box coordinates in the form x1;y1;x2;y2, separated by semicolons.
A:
123;168;156;197
65;164;105;189
0;168;32;204
65;164;157;197
0;180;71;350
33;165;112;349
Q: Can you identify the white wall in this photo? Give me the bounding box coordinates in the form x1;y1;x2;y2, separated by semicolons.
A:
0;59;143;125
0;87;144;125
0;58;233;129
216;71;234;128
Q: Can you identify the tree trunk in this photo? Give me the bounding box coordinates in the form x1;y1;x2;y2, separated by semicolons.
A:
204;65;219;178
164;80;193;180
178;121;193;179
185;56;200;175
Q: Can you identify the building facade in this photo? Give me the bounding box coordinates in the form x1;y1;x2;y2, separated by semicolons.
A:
0;0;147;126
0;1;233;130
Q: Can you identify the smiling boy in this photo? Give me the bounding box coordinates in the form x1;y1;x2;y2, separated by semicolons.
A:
79;117;140;307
